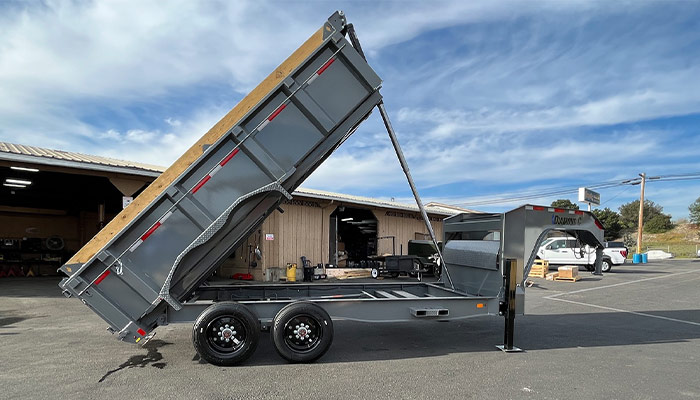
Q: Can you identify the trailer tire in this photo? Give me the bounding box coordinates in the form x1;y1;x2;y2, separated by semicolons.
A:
272;302;333;363
371;268;379;279
192;302;260;366
601;258;612;273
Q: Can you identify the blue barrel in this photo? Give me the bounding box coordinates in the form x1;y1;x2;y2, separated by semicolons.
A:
641;253;648;263
633;253;642;264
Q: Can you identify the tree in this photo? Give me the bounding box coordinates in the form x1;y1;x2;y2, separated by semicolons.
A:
550;199;579;210
644;214;673;233
592;208;623;240
618;199;670;231
690;197;700;225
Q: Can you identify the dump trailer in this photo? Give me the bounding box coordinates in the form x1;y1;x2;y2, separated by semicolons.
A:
59;12;607;366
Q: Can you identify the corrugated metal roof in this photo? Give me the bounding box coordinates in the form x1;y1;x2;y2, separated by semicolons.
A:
0;141;475;216
424;202;481;215
292;188;466;216
0;142;165;176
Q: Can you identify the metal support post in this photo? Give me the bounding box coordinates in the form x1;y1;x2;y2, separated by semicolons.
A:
593;246;603;275
376;102;454;290
497;258;522;352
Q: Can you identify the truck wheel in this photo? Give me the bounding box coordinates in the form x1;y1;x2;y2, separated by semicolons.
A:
601;258;612;273
371;268;379;279
192;302;260;366
272;302;333;363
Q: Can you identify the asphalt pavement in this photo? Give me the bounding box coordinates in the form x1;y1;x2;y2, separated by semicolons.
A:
1;260;699;399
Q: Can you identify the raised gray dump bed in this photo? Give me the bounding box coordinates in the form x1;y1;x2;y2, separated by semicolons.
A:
59;11;382;344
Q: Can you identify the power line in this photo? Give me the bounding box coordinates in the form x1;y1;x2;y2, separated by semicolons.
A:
599;185;635;207
453;173;700;207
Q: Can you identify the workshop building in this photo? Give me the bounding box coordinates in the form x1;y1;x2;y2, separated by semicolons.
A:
0;142;475;281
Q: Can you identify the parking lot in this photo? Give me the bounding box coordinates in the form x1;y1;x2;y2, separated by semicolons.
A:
2;260;699;399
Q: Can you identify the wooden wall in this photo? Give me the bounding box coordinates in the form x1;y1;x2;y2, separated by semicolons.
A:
376;210;444;256
218;196;448;280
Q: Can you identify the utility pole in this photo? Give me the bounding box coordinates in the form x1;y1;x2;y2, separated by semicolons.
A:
636;173;646;255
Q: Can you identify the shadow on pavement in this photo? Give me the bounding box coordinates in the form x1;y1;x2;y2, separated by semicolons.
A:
99;339;172;383
237;309;700;366
0;310;47;328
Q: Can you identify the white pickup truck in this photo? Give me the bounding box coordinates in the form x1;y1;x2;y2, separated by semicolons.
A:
536;237;627;272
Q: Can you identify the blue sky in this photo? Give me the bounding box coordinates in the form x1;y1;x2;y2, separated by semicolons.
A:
1;1;699;218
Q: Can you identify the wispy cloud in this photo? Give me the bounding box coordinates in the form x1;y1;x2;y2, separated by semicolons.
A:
0;1;699;218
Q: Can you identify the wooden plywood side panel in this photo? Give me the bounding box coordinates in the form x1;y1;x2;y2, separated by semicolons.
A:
69;27;325;264
376;211;389;255
320;205;334;265
260;214;274;273
308;206;324;266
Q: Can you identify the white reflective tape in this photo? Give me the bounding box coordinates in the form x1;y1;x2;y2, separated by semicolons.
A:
160;211;173;223
210;164;223;176
307;73;319;85
548;208;555;212
569;210;575;214
258;119;270;131
129;239;143;252
525;206;534;210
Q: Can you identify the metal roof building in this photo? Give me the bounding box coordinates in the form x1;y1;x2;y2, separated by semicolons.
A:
0;141;476;280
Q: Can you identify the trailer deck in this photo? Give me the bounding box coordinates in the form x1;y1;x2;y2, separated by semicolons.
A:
167;282;498;325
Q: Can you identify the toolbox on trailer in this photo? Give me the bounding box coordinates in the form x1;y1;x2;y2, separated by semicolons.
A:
60;11;608;366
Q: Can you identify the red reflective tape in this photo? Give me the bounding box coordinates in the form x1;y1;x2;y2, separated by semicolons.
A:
317;57;336;75
141;222;161;241
595;219;604;230
192;175;211;194
95;269;111;285
268;104;286;121
554;208;565;213
532;206;545;211
137;328;146;336
220;148;240;166
574;210;584;215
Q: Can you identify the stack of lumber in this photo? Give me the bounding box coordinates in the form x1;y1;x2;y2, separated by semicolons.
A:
326;269;372;280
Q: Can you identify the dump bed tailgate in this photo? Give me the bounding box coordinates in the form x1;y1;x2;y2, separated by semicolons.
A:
59;12;382;343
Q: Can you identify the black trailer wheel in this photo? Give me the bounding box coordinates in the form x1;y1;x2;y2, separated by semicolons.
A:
272;302;333;363
192;302;260;366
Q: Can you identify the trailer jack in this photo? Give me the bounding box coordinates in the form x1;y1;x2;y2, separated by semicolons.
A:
497;259;523;353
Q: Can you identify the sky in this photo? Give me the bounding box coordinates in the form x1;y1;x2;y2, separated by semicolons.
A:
1;0;699;219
